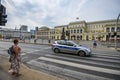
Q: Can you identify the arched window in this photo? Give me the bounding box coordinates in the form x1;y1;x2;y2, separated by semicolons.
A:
77;36;80;40
80;29;82;33
80;36;82;40
117;27;120;32
74;35;76;40
77;29;79;33
74;29;76;33
106;28;110;32
111;27;115;32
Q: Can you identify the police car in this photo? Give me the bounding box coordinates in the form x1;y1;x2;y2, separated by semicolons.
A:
52;40;92;57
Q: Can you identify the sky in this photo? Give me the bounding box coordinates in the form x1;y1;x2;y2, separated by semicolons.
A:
1;0;120;31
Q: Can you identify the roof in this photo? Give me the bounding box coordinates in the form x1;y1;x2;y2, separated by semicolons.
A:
69;21;86;25
39;26;50;30
87;19;118;24
55;25;68;28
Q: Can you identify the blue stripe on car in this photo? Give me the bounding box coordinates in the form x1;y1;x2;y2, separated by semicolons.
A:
56;45;79;50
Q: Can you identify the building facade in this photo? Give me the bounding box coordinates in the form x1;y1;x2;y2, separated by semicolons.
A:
36;26;50;39
0;27;31;39
36;19;120;41
20;25;28;31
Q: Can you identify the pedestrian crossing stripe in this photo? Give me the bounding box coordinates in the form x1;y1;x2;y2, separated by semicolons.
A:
38;57;120;75
92;55;120;60
93;53;120;57
27;60;114;80
45;54;120;69
27;50;40;53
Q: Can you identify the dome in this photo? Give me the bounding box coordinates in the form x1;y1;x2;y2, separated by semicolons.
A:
39;26;50;30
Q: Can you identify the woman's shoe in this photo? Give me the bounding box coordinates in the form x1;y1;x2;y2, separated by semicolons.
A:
15;73;22;77
11;72;16;75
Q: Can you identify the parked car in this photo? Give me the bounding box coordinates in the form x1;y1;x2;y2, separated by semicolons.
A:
52;40;92;57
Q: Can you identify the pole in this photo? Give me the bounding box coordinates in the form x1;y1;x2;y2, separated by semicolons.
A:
115;13;120;49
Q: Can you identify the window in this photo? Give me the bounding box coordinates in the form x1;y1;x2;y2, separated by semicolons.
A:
77;29;79;33
106;28;110;32
74;29;76;33
117;35;120;37
66;42;74;46
117;27;120;32
80;29;82;33
57;41;66;45
111;27;115;32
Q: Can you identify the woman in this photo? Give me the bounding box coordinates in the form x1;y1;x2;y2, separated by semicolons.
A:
10;39;21;77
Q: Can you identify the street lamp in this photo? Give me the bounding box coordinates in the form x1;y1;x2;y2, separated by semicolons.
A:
115;13;120;49
108;32;111;47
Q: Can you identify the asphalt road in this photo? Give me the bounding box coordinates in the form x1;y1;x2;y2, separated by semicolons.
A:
0;41;120;80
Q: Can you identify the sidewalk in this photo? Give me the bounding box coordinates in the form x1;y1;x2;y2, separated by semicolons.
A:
0;55;63;80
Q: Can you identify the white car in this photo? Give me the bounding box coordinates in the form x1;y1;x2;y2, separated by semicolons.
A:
52;40;92;57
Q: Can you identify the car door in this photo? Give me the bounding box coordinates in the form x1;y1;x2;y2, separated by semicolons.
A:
65;41;78;54
57;41;67;53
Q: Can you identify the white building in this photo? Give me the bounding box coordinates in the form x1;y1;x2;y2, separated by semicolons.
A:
0;27;31;39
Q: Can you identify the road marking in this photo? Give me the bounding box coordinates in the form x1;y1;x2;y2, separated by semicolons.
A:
21;56;28;60
43;47;51;49
93;53;120;57
24;47;51;54
93;56;120;60
21;53;26;56
26;50;40;53
39;57;120;75
45;54;120;68
87;57;120;63
27;60;114;80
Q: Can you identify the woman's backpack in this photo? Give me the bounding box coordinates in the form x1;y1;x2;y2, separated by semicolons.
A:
8;46;15;55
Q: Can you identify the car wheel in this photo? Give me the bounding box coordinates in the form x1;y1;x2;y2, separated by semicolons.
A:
78;51;86;57
54;48;60;53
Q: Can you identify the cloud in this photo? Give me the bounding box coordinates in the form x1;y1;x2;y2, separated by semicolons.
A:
49;0;87;25
3;0;16;14
4;0;87;29
2;0;120;30
11;0;26;6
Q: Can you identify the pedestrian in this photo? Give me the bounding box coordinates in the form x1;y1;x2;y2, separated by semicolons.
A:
93;39;97;48
9;39;21;77
34;39;36;44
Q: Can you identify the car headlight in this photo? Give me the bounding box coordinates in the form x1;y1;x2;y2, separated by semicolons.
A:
85;48;91;52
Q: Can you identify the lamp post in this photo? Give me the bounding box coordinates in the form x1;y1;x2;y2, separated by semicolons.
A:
108;32;111;47
115;13;120;49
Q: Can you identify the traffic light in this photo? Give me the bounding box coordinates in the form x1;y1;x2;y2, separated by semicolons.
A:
0;4;7;26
